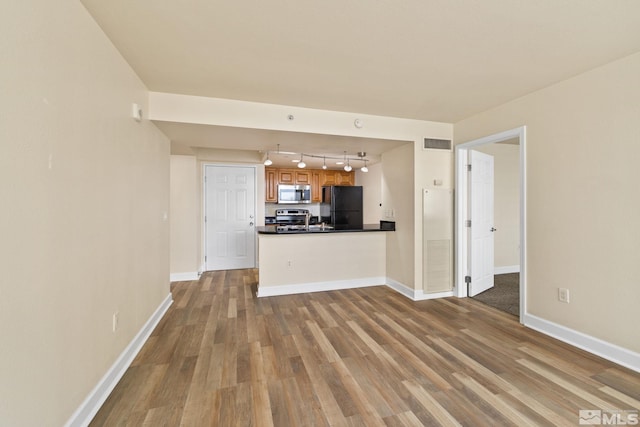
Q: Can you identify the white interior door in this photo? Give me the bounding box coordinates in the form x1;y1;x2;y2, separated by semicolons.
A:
469;150;495;296
204;165;256;271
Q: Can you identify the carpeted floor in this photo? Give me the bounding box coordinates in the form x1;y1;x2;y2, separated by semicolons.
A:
472;273;519;317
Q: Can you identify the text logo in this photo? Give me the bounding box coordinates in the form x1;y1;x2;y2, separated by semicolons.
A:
579;409;639;425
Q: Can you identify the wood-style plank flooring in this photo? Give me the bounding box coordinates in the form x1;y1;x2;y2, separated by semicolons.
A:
90;270;640;426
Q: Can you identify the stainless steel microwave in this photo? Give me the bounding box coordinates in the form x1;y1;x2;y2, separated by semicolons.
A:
278;184;311;204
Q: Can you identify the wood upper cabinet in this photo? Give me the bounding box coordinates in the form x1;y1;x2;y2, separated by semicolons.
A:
265;168;278;202
321;170;338;186
295;171;311;184
276;168;312;185
278;169;295;184
266;167;354;203
336;171;355;186
311;171;321;202
320;170;355;186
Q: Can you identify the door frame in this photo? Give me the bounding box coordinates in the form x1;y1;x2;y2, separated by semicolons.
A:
201;163;259;272
454;126;527;323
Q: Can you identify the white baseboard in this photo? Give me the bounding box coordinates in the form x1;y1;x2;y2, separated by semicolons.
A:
523;313;640;373
170;271;200;282
385;278;454;300
258;276;455;302
495;265;520;275
64;293;174;427
257;277;385;297
385;278;417;299
414;290;455;300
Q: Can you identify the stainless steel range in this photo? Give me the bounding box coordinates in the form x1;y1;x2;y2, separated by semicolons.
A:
275;209;311;225
266;209;332;232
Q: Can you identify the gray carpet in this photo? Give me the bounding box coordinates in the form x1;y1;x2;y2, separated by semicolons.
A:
472;273;519;317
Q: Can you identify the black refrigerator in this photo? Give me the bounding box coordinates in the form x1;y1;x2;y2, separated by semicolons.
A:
320;186;363;229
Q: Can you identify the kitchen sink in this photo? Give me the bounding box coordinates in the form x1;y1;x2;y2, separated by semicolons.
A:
307;224;334;231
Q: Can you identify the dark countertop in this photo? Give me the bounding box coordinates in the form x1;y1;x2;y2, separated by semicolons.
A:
257;224;394;235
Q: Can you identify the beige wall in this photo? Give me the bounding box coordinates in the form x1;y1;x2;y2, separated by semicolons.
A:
356;162;383;224
474;143;520;269
170;155;200;276
382;144;415;287
455;52;640;353
414;147;453;290
0;1;170;425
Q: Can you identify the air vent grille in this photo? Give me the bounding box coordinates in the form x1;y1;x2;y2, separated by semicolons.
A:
423;138;452;150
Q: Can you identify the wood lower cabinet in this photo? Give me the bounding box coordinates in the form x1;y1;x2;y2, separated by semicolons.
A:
266;167;354;203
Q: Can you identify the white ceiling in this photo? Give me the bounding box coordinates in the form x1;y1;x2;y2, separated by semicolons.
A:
81;0;640;163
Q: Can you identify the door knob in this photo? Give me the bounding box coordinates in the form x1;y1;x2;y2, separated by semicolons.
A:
249;222;254;227
490;227;497;232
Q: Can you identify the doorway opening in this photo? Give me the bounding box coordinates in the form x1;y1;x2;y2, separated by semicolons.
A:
454;126;527;323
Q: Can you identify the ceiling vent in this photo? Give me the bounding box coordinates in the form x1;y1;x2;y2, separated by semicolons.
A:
423;138;452;150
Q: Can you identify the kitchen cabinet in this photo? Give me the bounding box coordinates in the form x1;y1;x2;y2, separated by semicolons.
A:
275;168;312;185
265;168;277;202
320;171;338;186
311;171;321;202
321;170;354;186
266;167;354;203
336;171;355;185
278;169;295;184
295;171;311;184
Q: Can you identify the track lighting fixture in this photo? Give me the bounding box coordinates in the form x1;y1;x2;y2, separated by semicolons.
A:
265;144;280;166
344;152;352;172
263;146;369;170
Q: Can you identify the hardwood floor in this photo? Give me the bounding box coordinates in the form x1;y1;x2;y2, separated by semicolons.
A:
90;270;640;426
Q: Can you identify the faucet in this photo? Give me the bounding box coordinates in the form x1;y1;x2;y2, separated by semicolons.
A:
304;212;311;230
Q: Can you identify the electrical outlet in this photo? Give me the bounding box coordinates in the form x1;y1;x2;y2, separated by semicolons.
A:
112;312;119;332
287;260;292;268
558;288;570;303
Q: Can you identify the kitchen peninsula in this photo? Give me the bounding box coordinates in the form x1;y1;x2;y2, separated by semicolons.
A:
256;223;394;297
